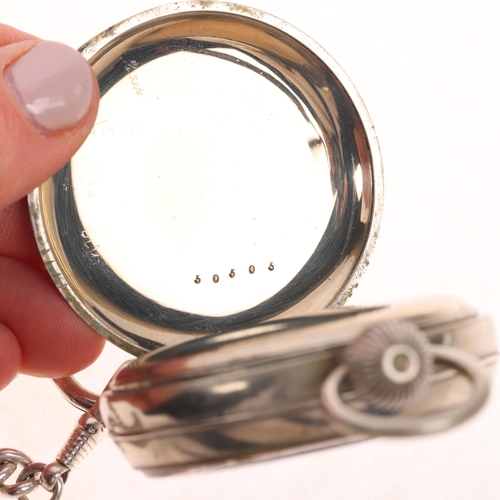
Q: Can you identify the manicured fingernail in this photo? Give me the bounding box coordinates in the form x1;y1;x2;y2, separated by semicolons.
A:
4;41;94;132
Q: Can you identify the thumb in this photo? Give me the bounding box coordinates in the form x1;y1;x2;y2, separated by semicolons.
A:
0;24;99;209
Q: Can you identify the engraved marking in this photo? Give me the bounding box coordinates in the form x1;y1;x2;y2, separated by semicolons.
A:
192;262;274;283
86;250;100;265
124;60;139;73
129;74;144;96
80;230;100;265
90;120;109;135
91;120;140;138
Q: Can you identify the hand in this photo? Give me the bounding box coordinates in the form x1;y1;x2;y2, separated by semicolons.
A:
0;24;105;390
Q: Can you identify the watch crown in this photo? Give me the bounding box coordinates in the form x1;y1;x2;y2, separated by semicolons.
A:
345;320;434;413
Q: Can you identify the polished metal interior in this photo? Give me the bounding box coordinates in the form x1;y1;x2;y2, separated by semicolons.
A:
30;3;382;354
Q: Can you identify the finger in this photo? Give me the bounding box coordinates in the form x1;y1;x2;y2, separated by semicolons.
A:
0;323;21;391
0;256;105;389
0;198;44;267
0;23;39;46
0;29;99;208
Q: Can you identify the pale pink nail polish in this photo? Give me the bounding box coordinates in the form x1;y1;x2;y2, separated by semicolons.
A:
4;41;94;132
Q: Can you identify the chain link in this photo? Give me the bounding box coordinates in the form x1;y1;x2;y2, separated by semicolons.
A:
0;412;104;499
0;449;66;499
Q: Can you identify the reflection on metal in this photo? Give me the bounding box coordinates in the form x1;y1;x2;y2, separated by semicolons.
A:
29;1;382;355
99;297;496;476
53;377;99;413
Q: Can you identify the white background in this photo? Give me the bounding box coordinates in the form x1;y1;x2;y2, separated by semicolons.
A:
1;1;499;499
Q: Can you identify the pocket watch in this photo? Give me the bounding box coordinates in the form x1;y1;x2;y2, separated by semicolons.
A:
0;2;496;498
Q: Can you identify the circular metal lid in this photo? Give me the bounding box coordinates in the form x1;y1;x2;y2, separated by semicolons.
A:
29;2;383;355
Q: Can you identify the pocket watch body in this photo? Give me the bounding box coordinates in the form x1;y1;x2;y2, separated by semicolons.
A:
8;0;494;494
100;297;496;475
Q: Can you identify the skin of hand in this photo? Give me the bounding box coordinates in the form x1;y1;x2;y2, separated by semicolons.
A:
0;23;105;391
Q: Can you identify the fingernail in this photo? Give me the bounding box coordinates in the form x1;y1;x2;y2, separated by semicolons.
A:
4;41;94;132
